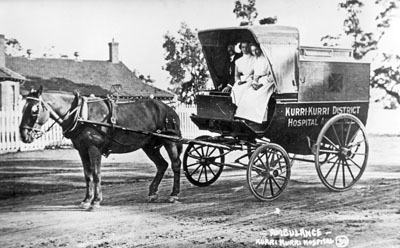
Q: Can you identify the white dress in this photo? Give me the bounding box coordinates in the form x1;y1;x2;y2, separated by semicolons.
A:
230;54;255;106
235;56;275;123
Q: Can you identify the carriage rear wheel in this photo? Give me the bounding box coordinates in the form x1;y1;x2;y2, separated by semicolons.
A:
315;114;369;191
183;135;225;187
247;143;291;201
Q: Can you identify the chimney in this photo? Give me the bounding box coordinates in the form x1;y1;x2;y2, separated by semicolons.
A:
108;39;119;64
0;34;5;67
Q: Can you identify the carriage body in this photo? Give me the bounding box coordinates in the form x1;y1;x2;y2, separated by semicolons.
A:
184;25;370;201
192;25;370;154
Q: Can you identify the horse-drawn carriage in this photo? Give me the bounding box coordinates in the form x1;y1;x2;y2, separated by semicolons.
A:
19;25;370;206
182;25;370;201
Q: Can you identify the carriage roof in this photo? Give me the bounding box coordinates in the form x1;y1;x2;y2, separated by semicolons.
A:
198;25;299;94
198;25;299;46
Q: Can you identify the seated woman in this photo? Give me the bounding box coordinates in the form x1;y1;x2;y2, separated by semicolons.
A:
235;43;276;124
230;41;255;105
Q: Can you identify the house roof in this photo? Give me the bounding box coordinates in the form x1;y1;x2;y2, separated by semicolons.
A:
0;66;26;82
5;56;173;99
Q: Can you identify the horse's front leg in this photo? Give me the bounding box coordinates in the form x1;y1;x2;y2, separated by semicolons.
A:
88;146;103;209
78;148;93;209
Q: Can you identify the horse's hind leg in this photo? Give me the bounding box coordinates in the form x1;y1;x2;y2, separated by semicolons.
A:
142;145;168;202
78;148;93;209
164;141;183;203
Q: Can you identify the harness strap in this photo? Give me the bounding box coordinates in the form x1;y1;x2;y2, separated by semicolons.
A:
107;97;118;125
80;97;88;120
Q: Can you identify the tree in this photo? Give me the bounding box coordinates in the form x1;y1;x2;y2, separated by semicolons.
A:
233;0;258;26
162;22;209;104
5;38;24;56
233;0;278;26
322;0;400;107
371;53;400;107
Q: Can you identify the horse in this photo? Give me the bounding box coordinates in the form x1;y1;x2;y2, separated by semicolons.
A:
19;86;183;208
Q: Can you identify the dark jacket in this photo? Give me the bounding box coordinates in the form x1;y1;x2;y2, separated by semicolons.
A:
217;52;242;90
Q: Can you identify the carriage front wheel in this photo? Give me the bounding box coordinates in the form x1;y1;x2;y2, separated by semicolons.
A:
247;143;291;201
183;135;225;187
315;114;369;191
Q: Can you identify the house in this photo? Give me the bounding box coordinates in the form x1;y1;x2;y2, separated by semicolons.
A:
0;34;173;110
0;34;25;110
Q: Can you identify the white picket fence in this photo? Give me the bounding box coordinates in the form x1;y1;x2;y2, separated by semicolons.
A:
0;104;208;154
0;107;72;154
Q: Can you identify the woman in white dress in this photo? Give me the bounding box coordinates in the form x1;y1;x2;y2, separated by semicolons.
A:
230;41;255;106
235;43;276;124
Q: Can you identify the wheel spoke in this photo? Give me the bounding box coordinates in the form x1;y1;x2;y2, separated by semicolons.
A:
344;159;355;181
276;175;287;180
347;156;362;170
186;162;201;168
322;135;340;150
345;120;353;145
271;153;281;168
189;164;202;176
197;166;204;181
205;146;210;157
259;154;268;170
262;178;268;196
269;178;274;196
277;155;283;169
348;129;360;145
271;177;282;190
331;124;342;147
265;150;271;167
333;159;341;186
324;157;339;179
200;145;204;157
192;146;203;157
255;176;267;190
204;166;208;182
252;165;267;173
207;147;217;157
187;153;201;159
253;153;264;165
342;159;346;188
206;164;217;177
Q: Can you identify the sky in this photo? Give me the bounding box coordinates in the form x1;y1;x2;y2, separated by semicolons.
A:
1;0;399;90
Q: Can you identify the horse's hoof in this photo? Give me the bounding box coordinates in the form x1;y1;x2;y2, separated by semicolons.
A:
168;195;180;203
147;194;158;202
88;202;101;211
80;201;91;209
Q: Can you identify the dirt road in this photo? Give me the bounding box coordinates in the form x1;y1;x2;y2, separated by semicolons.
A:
0;135;399;248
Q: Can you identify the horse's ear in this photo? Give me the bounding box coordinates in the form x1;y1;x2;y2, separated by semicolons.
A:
37;86;43;96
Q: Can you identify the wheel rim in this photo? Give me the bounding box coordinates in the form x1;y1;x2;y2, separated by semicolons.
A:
247;144;291;201
183;136;224;187
316;114;369;191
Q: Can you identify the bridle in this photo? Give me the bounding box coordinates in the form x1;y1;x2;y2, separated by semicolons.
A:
20;96;79;139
